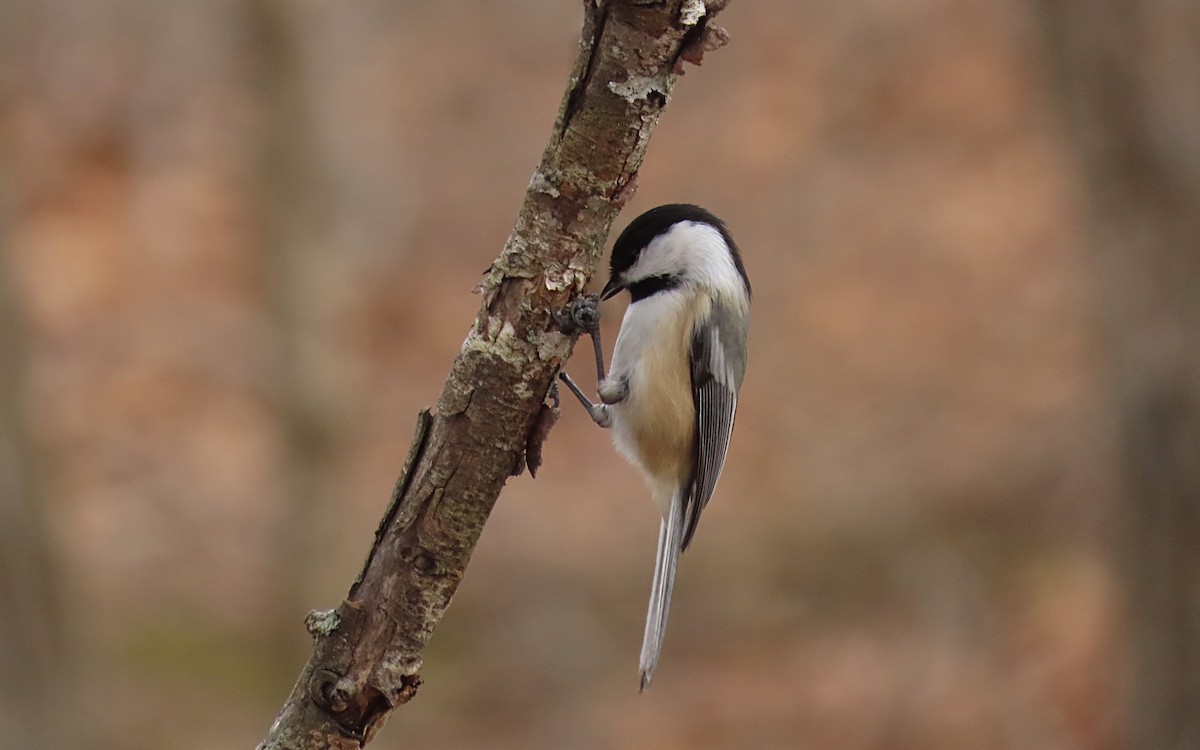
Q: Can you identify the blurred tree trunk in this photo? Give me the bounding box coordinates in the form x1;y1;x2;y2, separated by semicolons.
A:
1037;2;1200;747
0;239;72;750
257;1;734;747
0;7;73;745
249;0;340;666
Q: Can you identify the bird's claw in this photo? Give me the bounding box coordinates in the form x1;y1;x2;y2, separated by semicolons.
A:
554;294;601;336
597;376;629;405
589;404;612;428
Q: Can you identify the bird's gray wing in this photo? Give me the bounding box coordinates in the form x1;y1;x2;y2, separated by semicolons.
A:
683;305;746;550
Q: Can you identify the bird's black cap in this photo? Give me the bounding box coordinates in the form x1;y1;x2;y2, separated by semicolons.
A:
605;204;750;299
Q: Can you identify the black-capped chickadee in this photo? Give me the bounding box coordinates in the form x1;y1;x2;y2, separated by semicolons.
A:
558;204;751;690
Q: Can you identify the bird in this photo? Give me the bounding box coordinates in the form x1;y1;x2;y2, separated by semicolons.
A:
557;203;751;690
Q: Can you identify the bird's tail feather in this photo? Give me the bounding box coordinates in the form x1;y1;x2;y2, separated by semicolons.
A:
639;491;685;692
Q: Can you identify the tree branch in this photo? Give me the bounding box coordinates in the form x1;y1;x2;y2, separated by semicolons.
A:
257;2;733;747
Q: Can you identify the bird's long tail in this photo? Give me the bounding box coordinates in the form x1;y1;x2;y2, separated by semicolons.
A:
639;490;685;691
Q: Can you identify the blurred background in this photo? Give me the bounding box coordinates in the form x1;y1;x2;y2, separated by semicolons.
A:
2;1;1197;748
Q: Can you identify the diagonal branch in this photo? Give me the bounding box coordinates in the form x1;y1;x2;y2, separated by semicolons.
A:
257;2;733;747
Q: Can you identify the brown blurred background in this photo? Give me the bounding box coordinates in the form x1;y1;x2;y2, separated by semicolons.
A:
2;1;1197;748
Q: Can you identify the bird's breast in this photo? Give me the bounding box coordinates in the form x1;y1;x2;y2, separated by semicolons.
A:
608;293;710;500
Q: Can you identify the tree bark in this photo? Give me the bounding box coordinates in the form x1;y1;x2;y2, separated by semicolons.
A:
257;2;732;747
1036;2;1200;747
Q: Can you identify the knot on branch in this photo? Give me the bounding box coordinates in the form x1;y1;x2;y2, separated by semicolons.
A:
399;545;441;576
308;668;355;719
308;667;415;742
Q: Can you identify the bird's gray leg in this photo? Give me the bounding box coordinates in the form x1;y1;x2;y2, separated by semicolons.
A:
556;294;628;427
576;304;629;407
555;294;614;428
557;371;611;428
587;314;607;384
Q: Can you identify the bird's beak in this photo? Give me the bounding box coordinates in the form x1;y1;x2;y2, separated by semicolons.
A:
600;276;625;301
